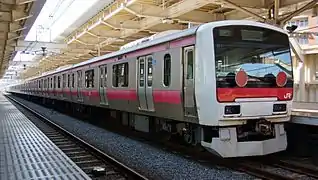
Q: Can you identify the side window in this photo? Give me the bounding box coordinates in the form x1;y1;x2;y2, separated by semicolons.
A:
147;56;153;87
57;76;61;88
62;74;66;88
80;71;83;88
112;65;117;87
99;66;104;88
77;71;82;88
187;50;194;79
112;62;129;87
53;76;56;88
104;66;107;87
67;74;70;88
72;73;75;88
163;54;171;86
85;69;94;88
77;71;80;88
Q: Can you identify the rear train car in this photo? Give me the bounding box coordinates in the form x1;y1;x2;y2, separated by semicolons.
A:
7;20;294;157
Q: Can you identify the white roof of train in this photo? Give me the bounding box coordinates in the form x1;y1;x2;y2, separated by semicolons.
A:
25;20;286;81
26;26;198;81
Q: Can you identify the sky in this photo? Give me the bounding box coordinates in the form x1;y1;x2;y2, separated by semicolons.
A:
8;0;99;78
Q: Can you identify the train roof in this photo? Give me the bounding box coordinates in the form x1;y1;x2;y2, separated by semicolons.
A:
26;25;199;81
25;20;286;82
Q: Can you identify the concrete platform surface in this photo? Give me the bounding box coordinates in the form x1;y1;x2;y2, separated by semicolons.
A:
0;95;91;180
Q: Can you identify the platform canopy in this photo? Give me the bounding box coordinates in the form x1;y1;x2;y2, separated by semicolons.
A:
0;0;47;80
1;0;112;82
1;0;317;80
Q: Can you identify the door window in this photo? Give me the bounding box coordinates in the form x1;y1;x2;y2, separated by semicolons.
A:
186;50;194;79
147;56;153;87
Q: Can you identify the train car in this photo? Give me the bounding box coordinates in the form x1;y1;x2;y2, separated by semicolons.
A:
7;20;294;157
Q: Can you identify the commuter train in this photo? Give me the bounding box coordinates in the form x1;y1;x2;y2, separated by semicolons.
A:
7;20;294;157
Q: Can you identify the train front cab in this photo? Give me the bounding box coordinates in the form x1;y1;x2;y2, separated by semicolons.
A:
195;21;293;157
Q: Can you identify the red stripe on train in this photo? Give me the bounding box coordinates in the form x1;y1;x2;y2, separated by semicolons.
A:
106;89;137;101
34;89;182;104
153;90;181;104
217;88;293;102
81;90;99;97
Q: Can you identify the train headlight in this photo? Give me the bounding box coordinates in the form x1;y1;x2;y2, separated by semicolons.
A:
276;71;287;87
235;70;248;87
224;105;240;115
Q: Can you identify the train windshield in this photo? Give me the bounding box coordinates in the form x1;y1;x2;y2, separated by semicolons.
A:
213;25;293;88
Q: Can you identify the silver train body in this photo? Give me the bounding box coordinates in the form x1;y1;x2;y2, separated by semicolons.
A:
7;20;294;157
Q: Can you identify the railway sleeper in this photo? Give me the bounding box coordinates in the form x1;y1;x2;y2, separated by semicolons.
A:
56;143;78;149
66;150;88;156
71;155;96;162
76;159;104;166
62;147;83;153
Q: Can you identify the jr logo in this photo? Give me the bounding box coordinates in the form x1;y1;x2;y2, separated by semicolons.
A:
284;92;292;99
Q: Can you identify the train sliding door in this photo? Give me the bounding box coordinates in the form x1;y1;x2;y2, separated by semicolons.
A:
137;55;154;112
99;65;109;105
183;46;197;117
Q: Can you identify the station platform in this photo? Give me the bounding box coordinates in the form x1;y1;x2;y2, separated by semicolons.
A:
0;95;91;180
291;102;318;126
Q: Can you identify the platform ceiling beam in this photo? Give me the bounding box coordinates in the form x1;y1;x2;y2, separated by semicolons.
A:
14;40;67;51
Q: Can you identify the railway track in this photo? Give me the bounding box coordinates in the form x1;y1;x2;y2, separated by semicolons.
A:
7;94;318;180
125;128;318;180
114;129;318;180
6;95;148;180
233;160;316;180
272;159;318;179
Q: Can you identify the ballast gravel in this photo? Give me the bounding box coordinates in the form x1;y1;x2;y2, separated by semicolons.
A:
10;95;255;180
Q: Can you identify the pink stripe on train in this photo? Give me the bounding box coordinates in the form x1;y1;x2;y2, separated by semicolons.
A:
35;89;182;105
106;89;137;101
153;90;181;104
